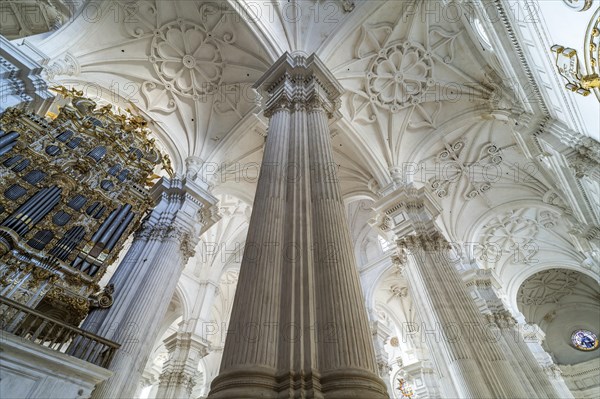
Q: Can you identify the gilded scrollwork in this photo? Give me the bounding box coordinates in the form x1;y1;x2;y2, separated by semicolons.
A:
89;283;115;309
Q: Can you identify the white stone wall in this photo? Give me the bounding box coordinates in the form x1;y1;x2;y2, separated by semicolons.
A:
0;332;112;399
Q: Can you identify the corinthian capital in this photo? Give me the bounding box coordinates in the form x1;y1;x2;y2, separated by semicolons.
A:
179;232;197;262
485;310;517;329
398;231;450;252
543;364;563;379
253;52;344;119
132;178;219;253
391;249;408;273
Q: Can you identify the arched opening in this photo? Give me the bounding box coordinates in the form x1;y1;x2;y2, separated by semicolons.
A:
517;268;600;397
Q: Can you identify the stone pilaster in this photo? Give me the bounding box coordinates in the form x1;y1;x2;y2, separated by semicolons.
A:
207;53;388;399
403;360;442;399
373;186;530;398
371;321;393;395
543;364;575;399
484;311;542;398
156;332;208;399
525;325;575;398
80;178;219;399
465;270;569;398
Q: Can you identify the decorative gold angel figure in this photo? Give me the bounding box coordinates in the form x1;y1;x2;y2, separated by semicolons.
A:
143;137;156;152
162;154;174;178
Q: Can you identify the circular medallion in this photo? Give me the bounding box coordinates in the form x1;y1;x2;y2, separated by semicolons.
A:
571;330;599;351
561;0;593;12
150;20;223;97
367;42;433;110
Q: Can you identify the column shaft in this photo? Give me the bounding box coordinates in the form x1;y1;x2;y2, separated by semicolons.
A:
79;179;217;399
211;108;289;397
373;187;532;398
466;271;569;399
219;108;289;370
308;108;381;388
208;53;387;399
93;238;183;398
407;244;494;398
156;332;207;399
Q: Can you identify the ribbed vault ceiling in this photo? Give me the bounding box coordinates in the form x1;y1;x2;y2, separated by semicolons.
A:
28;0;599;307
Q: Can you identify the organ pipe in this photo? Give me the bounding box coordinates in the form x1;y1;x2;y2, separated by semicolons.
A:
97;204;132;247
0;91;166;325
2;187;62;235
0;130;19;156
105;211;134;252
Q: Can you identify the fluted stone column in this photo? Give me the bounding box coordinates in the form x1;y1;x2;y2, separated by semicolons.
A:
155;277;217;399
526;326;575;398
465;270;568;398
208;53;388;399
371;321;393;394
134;373;157;399
373;186;530;399
156;331;208;399
543;364;575;399
80;178;219;399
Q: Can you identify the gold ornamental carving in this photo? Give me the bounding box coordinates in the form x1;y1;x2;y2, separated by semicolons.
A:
0;89;170;325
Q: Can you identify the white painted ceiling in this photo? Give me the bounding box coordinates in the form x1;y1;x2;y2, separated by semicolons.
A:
19;0;600;336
